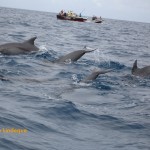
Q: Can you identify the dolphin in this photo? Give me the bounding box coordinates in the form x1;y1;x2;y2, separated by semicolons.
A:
0;37;39;55
54;47;97;63
81;69;112;83
132;60;150;77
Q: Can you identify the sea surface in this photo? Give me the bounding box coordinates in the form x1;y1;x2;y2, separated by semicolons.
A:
0;7;150;150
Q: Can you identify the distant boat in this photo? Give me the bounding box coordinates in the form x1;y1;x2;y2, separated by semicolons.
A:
57;10;88;22
94;19;103;23
92;16;103;23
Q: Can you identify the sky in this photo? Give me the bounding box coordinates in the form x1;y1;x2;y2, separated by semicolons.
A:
0;0;150;23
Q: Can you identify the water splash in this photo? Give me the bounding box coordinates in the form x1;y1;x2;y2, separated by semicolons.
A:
39;45;48;52
64;59;72;64
72;74;79;83
93;48;111;67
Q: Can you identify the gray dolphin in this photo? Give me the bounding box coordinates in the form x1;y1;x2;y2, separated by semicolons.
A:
81;69;112;83
54;47;97;63
0;37;39;55
132;60;150;77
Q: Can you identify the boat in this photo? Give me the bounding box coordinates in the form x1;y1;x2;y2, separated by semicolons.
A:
57;10;88;22
57;14;87;22
94;19;103;23
92;16;103;23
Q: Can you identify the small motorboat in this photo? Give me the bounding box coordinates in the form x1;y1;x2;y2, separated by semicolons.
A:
94;19;103;23
92;16;103;23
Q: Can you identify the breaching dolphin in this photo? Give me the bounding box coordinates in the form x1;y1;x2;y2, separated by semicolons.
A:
81;69;112;83
54;47;97;63
0;37;39;55
132;60;150;77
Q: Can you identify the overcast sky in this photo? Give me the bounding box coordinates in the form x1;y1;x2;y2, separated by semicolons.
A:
0;0;150;23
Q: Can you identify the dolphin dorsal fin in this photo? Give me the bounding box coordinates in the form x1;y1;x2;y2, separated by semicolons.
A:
132;60;138;74
24;37;37;45
133;60;138;69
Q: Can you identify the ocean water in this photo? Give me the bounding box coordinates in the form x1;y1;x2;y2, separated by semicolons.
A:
0;7;150;150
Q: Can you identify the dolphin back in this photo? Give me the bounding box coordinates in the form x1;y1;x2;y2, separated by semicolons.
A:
82;69;112;82
55;48;97;63
0;37;39;55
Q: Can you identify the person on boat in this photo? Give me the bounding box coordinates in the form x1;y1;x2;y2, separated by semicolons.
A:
64;12;67;16
67;11;70;17
59;10;64;16
92;15;97;20
70;11;73;17
68;11;73;17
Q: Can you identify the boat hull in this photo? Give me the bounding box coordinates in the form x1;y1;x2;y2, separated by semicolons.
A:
95;20;103;23
57;15;87;22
